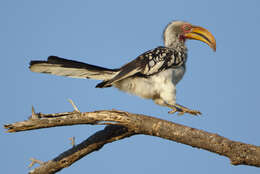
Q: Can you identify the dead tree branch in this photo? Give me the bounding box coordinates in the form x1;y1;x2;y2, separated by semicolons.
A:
4;109;260;174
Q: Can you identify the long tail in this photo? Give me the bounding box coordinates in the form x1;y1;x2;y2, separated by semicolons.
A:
29;56;118;80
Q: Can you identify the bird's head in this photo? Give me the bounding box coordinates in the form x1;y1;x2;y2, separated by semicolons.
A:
163;21;216;51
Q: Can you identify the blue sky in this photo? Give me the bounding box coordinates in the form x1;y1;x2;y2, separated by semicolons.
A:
1;0;260;173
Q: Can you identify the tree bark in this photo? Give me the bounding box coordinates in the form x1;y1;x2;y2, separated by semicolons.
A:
4;109;260;174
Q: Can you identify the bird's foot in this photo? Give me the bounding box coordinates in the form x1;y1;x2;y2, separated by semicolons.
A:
167;104;201;116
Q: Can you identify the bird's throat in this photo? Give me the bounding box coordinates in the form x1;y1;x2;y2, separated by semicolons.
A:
179;35;186;42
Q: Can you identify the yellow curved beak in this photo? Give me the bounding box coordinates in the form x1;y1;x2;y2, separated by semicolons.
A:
184;26;216;51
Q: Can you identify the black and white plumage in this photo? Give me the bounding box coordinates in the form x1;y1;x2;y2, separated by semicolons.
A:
30;21;216;115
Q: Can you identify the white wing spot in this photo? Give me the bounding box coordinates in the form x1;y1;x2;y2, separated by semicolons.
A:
149;60;155;67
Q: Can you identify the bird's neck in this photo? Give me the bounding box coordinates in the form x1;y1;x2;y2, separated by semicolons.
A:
164;42;187;53
165;40;187;53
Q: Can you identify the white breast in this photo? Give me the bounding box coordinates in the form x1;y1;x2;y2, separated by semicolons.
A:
114;66;186;102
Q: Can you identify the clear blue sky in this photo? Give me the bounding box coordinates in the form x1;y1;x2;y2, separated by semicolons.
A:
1;0;260;173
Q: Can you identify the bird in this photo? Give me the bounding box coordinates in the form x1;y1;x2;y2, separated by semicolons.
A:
29;20;216;116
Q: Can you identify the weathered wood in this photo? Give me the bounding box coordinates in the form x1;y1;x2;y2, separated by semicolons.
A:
4;110;260;174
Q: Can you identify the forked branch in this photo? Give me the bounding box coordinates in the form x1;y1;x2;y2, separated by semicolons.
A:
4;107;260;174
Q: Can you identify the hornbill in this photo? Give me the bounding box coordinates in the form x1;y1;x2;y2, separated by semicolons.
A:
30;21;216;115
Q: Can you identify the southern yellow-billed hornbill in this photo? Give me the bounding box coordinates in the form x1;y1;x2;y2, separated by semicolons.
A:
30;21;216;116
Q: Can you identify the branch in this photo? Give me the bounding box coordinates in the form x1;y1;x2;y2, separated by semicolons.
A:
27;125;134;174
4;108;260;174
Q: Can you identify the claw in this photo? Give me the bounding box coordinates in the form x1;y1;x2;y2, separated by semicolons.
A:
177;112;185;116
168;107;177;114
167;103;202;116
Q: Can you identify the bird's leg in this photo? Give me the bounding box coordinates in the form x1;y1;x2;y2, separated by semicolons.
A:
165;103;201;116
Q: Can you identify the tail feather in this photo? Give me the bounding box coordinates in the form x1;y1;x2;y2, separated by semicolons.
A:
29;56;118;80
95;81;112;88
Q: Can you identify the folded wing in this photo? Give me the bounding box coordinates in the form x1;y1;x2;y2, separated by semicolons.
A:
96;46;185;88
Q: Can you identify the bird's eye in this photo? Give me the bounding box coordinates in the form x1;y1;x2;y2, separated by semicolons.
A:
182;24;192;32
